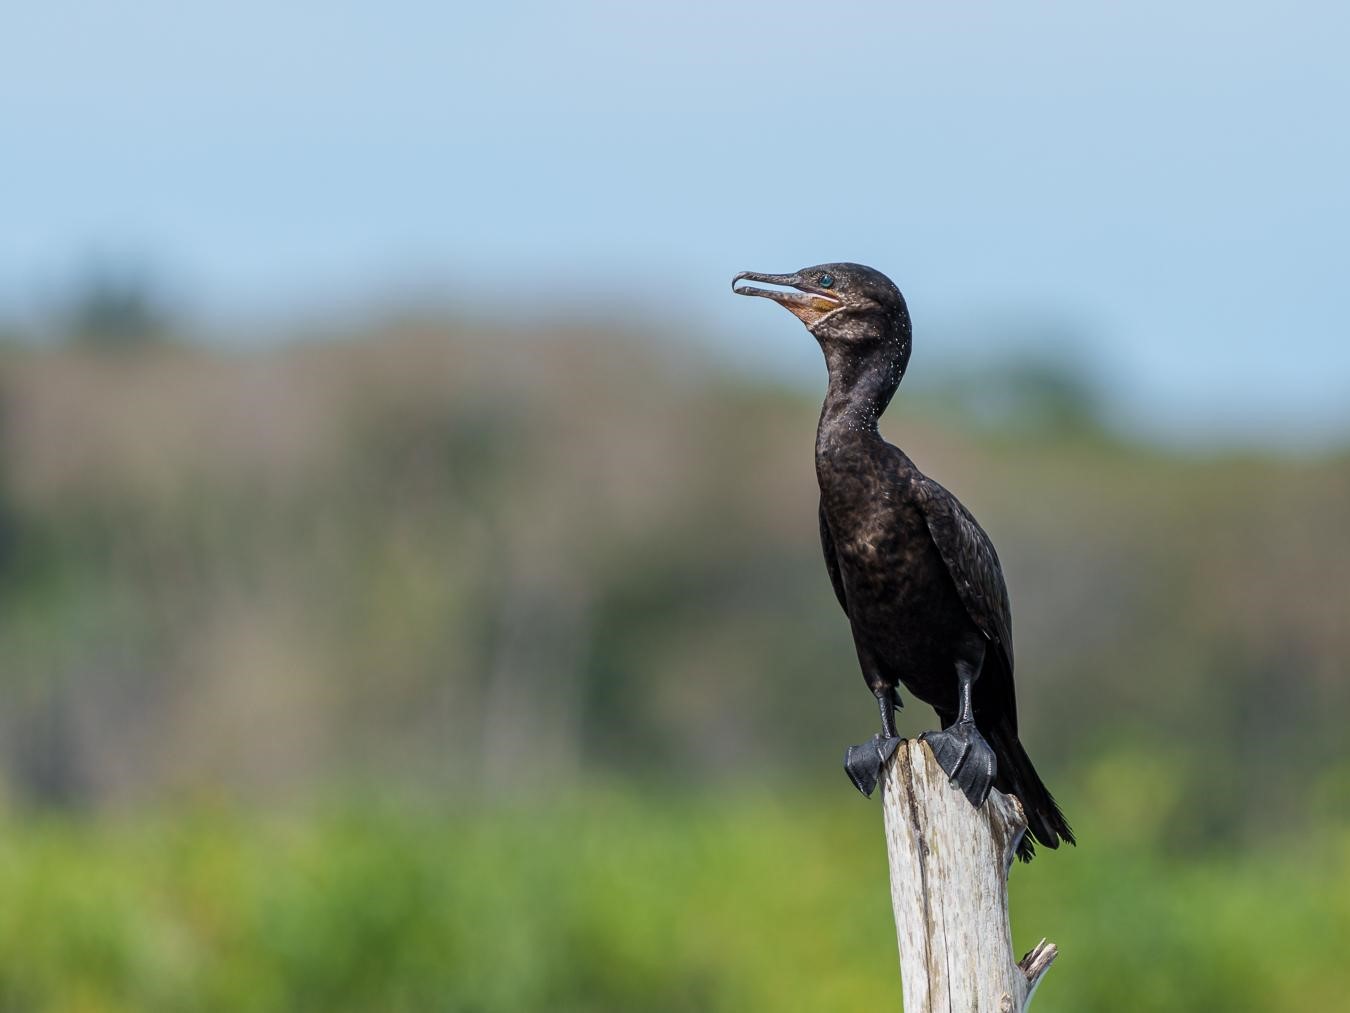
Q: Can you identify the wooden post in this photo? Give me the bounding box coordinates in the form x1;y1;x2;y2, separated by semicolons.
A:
881;738;1057;1012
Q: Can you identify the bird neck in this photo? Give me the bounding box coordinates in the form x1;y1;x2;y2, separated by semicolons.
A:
816;347;902;448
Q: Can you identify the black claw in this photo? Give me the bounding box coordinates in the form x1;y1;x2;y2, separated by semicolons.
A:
922;721;996;808
844;734;903;798
844;743;879;797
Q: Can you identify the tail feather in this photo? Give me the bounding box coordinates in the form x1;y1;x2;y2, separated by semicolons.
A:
987;716;1075;863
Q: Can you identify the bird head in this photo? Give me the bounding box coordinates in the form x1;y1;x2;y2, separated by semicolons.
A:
733;261;912;376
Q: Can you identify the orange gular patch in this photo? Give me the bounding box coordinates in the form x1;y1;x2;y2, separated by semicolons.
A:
783;294;843;326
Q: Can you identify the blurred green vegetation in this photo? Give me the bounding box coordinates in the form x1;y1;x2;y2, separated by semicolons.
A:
0;792;1347;1012
0;318;1346;1008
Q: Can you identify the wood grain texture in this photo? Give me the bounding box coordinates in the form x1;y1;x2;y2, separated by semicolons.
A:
882;738;1056;1012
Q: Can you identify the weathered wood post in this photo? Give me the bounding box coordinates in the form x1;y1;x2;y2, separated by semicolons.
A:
881;738;1057;1012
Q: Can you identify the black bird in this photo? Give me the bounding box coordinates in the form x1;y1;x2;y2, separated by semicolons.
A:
733;262;1073;860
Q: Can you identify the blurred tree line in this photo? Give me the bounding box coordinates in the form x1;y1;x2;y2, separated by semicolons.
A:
0;307;1345;855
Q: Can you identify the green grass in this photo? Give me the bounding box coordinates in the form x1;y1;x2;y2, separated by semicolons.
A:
0;792;1345;1012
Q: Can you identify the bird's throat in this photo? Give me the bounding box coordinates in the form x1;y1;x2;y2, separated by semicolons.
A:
816;352;900;448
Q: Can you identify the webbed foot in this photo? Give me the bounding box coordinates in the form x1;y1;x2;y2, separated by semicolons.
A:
843;733;903;797
922;719;996;807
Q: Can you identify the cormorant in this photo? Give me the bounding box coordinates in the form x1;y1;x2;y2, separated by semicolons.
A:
733;262;1073;860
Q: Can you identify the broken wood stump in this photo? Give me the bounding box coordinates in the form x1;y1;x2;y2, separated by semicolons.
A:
881;738;1057;1012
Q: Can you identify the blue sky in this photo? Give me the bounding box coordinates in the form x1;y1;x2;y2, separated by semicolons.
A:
5;2;1349;445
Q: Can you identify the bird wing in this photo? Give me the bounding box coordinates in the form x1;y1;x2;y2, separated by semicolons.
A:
918;478;1015;675
818;499;850;615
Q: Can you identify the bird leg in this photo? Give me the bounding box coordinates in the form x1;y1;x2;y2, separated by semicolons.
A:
921;646;997;807
843;688;904;798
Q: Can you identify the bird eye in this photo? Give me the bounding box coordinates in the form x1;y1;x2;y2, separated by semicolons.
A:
819;273;835;288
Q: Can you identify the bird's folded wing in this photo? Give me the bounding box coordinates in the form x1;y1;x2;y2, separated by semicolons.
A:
918;478;1015;673
818;500;850;615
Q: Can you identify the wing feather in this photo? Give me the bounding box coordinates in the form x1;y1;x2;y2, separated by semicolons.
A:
818;500;849;615
918;478;1014;673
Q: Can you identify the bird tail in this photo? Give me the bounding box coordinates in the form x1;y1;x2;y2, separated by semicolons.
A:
988;716;1075;863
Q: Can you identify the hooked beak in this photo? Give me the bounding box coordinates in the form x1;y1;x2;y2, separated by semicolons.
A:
732;271;843;327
